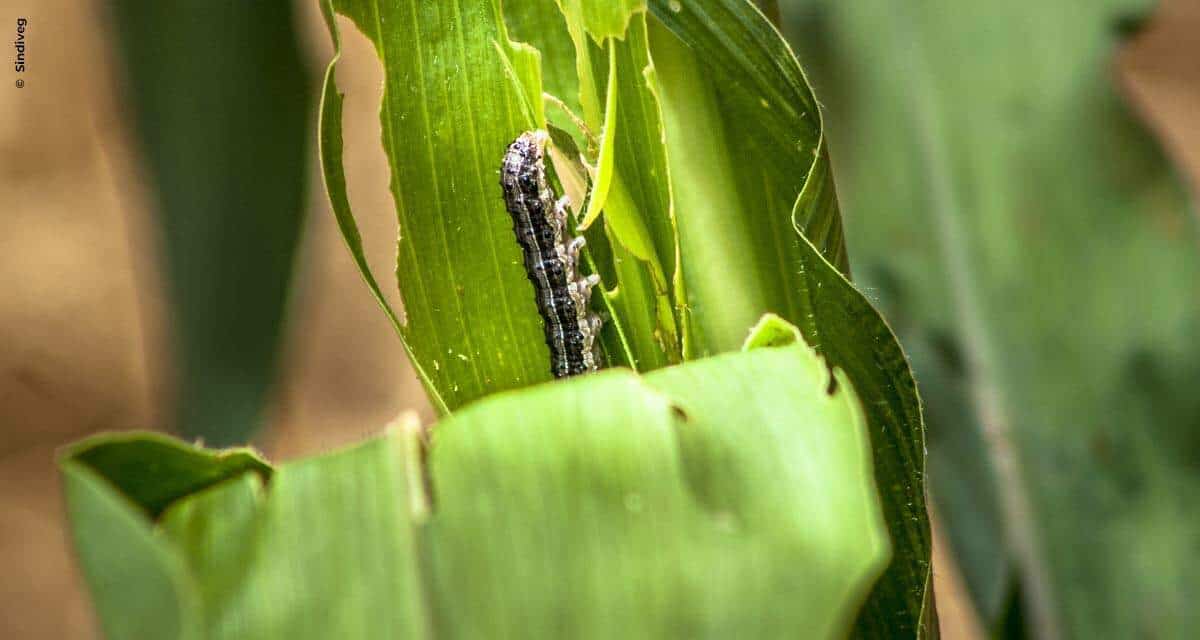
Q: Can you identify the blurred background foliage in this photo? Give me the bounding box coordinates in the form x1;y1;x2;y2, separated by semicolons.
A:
784;1;1200;638
2;0;1198;638
110;2;312;446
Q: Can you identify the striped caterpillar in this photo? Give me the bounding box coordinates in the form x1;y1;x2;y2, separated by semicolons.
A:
500;130;602;378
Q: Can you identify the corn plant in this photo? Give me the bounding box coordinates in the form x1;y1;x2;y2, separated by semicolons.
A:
61;1;935;637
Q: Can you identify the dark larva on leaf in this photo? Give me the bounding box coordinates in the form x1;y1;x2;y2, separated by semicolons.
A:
500;130;602;378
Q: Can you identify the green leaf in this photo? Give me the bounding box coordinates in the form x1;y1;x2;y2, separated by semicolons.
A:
504;1;582;136
566;10;684;371
64;424;429;639
647;2;934;636
788;1;1200;636
319;0;558;411
321;0;677;399
59;435;270;639
648;2;846;355
110;2;312;445
62;462;200;640
550;3;684;372
430;340;888;638
63;432;270;519
164;430;430;638
560;0;647;43
579;43;620;231
742;312;803;350
603;15;686;366
751;0;782;26
317;2;932;631
64;334;889;638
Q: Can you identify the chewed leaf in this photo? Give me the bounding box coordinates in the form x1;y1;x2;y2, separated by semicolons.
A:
558;0;648;43
318;0;567;410
315;2;932;633
506;0;582;138
545;124;590;217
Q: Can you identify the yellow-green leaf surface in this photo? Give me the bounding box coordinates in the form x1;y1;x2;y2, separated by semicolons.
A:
562;0;646;42
603;15;685;366
63;332;889;639
577;11;684;370
648;2;933;636
543;1;684;371
788;1;1200;636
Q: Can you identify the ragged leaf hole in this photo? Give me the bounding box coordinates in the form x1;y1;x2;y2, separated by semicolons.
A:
331;15;404;316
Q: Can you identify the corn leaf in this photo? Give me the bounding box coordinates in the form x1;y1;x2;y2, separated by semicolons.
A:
61;433;271;640
320;0;558;410
63;462;199;640
63;331;889;638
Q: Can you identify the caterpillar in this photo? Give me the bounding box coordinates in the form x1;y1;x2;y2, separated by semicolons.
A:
500;130;602;378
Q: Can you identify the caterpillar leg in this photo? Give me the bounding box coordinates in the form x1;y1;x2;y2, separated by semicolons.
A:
564;236;586;270
550;196;571;237
569;273;601;307
581;312;604;372
554;196;571;222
